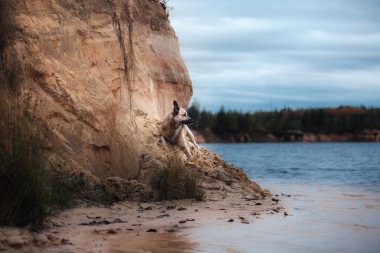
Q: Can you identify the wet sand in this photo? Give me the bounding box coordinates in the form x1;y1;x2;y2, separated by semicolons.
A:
0;196;283;252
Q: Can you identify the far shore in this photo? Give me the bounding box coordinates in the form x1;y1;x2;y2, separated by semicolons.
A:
194;130;380;143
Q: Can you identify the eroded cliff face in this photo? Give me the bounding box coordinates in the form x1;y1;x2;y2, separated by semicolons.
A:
12;0;192;179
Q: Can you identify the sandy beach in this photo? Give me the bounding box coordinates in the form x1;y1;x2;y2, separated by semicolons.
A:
0;195;284;252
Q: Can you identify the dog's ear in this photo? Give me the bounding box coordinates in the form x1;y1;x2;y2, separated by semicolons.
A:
173;100;180;115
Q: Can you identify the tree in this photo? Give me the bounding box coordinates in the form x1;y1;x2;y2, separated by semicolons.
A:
237;113;251;132
213;107;238;133
199;109;214;130
188;99;201;130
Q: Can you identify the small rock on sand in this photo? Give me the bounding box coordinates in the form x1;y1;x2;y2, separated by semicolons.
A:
33;234;50;246
113;218;126;223
108;229;117;234
227;219;234;222
156;214;170;218
0;242;7;251
239;217;250;224
6;235;25;248
167;205;176;210
46;234;60;246
60;238;73;245
245;196;259;201
166;205;177;210
146;229;157;233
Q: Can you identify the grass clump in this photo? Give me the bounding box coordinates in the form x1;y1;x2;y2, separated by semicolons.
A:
0;91;89;226
0;90;51;227
98;186;118;205
49;173;86;209
159;0;173;17
151;155;204;201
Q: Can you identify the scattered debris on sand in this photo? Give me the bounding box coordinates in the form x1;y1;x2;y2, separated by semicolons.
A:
0;195;285;252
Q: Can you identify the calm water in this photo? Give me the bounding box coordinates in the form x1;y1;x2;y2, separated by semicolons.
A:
204;143;380;191
187;143;380;253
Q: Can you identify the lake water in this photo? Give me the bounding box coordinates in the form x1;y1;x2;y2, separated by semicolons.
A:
188;143;380;253
204;143;380;191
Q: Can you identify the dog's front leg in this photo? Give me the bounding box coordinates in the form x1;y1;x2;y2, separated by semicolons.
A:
178;130;191;157
170;125;182;143
185;125;199;149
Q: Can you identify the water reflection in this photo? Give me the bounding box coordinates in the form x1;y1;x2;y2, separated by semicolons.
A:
109;232;197;253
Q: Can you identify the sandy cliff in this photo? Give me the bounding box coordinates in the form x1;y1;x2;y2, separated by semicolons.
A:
12;0;192;179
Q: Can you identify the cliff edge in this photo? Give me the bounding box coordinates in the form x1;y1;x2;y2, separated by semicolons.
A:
12;0;191;179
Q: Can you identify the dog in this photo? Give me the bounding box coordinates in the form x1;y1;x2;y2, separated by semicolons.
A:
160;100;199;157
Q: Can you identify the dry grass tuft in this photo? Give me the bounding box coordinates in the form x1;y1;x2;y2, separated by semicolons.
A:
151;154;204;201
0;89;51;227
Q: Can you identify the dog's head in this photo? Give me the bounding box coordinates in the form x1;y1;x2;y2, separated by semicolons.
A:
172;100;194;126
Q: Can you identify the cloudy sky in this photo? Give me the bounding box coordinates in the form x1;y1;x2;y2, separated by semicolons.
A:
169;0;380;112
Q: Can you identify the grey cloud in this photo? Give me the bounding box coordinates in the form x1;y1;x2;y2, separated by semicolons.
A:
170;0;380;111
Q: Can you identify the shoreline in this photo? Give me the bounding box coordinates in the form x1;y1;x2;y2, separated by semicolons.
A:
0;196;285;252
194;130;380;143
200;140;380;144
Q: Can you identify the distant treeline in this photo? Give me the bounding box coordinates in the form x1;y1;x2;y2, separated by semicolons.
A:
188;101;380;136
